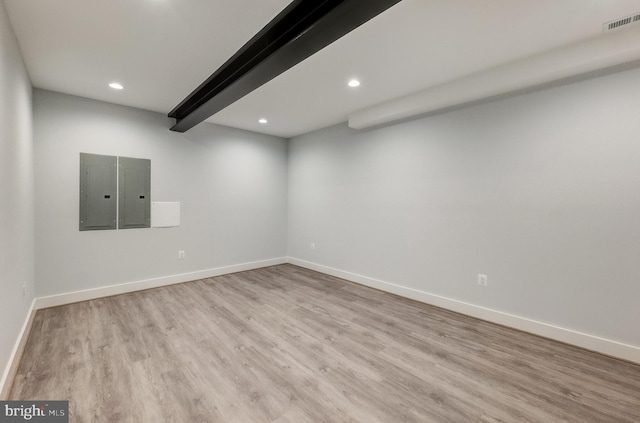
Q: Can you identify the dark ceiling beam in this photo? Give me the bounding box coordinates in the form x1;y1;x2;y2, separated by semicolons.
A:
168;0;402;132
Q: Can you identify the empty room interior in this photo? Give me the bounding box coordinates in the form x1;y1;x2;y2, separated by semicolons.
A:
2;0;640;421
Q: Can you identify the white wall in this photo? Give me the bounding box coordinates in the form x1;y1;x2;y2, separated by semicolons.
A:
34;89;287;297
288;66;640;350
0;0;34;395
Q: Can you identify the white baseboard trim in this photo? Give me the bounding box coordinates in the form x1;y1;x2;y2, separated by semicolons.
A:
1;299;37;400
287;257;640;365
35;257;287;310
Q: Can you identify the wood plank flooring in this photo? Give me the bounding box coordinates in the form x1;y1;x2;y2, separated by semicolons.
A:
10;264;640;422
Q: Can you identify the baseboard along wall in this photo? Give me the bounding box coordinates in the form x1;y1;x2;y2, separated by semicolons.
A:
34;257;288;310
0;300;36;400
287;257;640;365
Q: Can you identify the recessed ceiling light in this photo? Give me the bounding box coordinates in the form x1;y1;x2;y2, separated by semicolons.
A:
259;118;268;124
348;79;360;87
109;82;124;90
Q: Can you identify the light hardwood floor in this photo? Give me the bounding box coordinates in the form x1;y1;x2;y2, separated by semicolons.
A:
10;264;640;422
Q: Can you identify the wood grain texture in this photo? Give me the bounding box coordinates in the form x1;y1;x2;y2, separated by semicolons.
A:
10;264;640;422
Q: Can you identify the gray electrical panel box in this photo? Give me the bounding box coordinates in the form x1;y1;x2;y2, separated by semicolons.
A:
79;153;117;231
118;156;151;229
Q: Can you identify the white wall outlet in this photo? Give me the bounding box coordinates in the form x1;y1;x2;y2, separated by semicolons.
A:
22;281;27;297
310;243;316;251
178;250;186;259
478;274;488;287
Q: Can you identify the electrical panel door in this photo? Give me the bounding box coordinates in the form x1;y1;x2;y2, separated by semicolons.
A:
118;156;151;229
79;153;118;231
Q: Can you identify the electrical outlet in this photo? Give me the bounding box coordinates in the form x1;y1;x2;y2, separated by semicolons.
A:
22;281;27;297
310;243;316;251
477;274;488;287
178;250;185;259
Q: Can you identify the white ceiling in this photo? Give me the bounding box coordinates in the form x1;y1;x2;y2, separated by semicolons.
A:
4;0;640;138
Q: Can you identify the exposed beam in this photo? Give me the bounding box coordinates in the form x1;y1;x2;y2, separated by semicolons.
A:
169;0;402;132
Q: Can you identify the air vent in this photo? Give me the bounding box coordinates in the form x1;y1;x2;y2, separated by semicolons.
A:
603;13;640;32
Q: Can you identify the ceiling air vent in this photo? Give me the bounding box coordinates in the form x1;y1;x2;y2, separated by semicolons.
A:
602;12;640;32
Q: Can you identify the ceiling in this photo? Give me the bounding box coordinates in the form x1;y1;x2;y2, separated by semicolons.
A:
4;0;640;138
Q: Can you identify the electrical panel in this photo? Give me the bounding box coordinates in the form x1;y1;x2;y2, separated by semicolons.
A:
79;153;151;231
79;153;117;231
118;156;151;229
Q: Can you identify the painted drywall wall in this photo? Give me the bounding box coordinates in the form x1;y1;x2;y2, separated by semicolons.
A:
288;66;640;349
34;89;287;297
0;0;34;394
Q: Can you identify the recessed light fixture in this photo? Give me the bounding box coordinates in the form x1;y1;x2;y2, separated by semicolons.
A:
109;82;124;90
348;79;361;87
259;118;268;124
